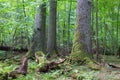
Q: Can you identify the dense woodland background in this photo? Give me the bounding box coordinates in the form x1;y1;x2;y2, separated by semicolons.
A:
0;0;120;57
0;0;120;80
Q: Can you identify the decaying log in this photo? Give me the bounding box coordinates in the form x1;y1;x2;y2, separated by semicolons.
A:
0;46;28;52
37;58;66;73
108;63;120;69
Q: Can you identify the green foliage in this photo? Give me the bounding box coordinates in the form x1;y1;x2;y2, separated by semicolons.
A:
0;51;6;56
0;0;76;49
0;0;38;47
0;55;120;80
35;51;45;58
15;73;36;80
28;61;38;71
70;51;88;64
35;51;47;67
0;0;120;55
1;65;17;73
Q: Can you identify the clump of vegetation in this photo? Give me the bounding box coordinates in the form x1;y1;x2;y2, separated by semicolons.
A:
0;55;120;80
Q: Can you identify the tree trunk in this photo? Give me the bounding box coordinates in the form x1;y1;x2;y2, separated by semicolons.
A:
26;2;46;58
47;0;57;57
103;0;106;56
95;0;99;61
116;4;120;53
90;0;94;58
71;0;92;62
67;0;72;50
14;2;47;76
63;2;67;47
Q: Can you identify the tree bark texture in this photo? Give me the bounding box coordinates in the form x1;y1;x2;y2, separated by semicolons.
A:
71;0;91;61
95;0;100;61
47;0;57;56
26;3;46;58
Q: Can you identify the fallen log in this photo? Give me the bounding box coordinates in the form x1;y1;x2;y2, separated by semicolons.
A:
108;63;120;69
37;58;66;73
0;46;28;52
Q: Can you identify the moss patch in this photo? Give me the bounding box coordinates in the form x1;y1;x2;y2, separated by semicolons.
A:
70;26;89;64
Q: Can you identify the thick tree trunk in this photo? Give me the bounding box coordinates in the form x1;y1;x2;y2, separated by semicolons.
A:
12;2;47;77
26;2;46;58
95;0;99;61
71;0;91;62
47;0;57;57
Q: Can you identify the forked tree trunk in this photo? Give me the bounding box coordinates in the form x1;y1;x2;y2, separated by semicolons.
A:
26;2;46;58
13;2;46;76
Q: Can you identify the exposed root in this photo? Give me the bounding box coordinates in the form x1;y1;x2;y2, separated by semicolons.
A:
9;57;28;79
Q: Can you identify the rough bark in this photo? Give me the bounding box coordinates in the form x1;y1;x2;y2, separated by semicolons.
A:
26;3;46;58
47;0;57;57
90;0;94;58
95;0;99;61
71;0;92;62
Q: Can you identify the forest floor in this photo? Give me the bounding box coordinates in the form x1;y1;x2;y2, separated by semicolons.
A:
0;51;120;80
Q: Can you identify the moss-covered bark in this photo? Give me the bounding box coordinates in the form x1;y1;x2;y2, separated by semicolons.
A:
70;0;92;64
70;0;101;69
71;30;88;61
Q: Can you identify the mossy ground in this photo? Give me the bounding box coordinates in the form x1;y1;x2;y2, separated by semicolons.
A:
0;52;120;80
